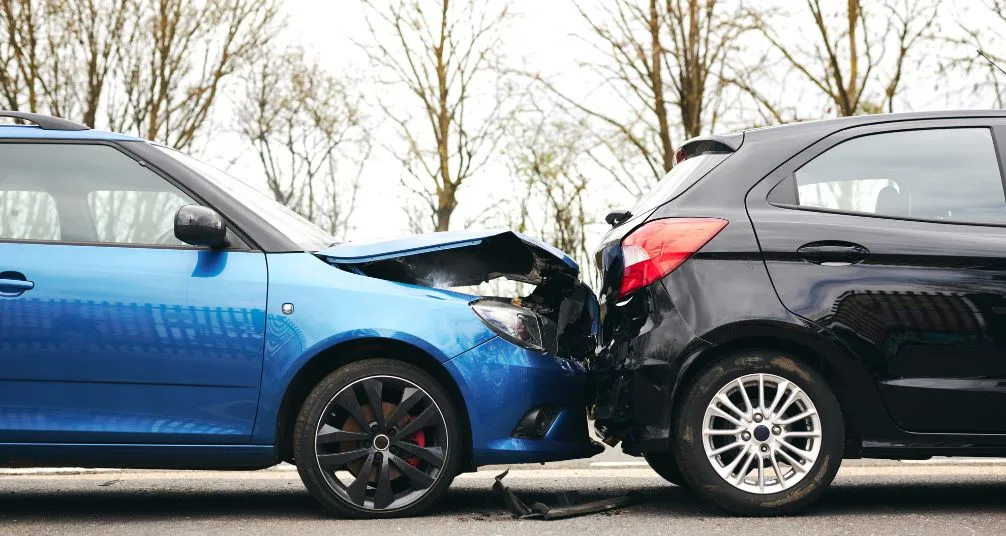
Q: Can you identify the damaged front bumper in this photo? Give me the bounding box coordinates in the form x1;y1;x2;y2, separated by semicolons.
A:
446;336;603;465
320;229;604;466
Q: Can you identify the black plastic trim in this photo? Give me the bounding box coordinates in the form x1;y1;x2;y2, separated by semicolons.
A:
0;110;89;131
123;142;304;252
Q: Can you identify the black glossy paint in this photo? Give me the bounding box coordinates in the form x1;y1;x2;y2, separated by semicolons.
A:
174;205;228;248
594;110;1006;459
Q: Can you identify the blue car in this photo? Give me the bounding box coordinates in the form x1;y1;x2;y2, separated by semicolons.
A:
0;111;601;517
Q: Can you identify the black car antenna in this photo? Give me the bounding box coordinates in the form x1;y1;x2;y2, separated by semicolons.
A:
977;49;1006;78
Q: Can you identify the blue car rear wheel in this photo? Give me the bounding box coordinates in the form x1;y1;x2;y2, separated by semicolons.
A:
294;359;460;518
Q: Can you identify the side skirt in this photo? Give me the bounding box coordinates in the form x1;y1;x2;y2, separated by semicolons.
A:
862;436;1006;459
0;443;278;470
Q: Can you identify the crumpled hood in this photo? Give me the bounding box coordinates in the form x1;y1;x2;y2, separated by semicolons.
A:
318;229;579;287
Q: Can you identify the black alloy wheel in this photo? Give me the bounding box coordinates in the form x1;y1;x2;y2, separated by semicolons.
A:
294;359;460;518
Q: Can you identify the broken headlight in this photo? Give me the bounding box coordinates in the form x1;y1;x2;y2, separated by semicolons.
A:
470;299;544;352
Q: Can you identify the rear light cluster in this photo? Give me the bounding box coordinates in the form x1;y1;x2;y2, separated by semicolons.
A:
618;218;728;299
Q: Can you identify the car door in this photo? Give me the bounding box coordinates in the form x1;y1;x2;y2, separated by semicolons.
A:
0;141;267;444
746;119;1006;434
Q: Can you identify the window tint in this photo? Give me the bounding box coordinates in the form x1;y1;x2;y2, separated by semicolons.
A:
88;191;191;244
794;128;1006;224
631;153;730;215
0;191;60;240
0;143;196;246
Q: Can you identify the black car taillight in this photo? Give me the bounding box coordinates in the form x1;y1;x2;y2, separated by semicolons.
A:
619;218;728;299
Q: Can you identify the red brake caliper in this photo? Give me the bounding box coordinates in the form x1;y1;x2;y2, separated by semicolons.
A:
402;416;426;468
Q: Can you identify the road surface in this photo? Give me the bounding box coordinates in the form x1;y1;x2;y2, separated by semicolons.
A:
1;449;1005;535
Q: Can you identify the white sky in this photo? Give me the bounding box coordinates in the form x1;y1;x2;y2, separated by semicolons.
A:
203;0;996;253
281;0;594;243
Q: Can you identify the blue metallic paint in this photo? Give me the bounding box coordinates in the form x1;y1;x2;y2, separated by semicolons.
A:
0;133;598;469
251;253;598;462
321;229;579;271
444;336;598;465
250;252;496;444
0;244;598;467
0;243;267;444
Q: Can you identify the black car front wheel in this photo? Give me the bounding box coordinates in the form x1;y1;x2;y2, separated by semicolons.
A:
294;359;461;518
672;350;844;515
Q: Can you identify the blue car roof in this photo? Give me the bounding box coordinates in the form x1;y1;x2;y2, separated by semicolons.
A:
0;124;143;142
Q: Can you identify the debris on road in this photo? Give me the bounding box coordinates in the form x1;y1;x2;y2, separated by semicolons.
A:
492;470;642;520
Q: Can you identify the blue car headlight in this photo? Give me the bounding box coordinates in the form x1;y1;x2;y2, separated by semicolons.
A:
470;299;544;352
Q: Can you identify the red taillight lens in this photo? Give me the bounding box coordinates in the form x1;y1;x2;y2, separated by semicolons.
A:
618;218;728;299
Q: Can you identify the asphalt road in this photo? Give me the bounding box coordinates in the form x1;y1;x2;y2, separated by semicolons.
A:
2;454;1006;535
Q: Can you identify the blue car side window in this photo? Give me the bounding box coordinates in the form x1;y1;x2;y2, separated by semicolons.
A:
0;143;195;246
0;190;60;240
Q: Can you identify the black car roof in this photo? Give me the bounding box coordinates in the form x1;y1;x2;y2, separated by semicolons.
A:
742;109;1006;139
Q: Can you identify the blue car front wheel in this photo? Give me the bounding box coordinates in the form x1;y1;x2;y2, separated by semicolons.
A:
294;359;461;518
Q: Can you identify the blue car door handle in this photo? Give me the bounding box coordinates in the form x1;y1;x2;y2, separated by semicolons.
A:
0;274;34;294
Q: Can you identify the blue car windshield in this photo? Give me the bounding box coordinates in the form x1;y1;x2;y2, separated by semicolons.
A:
154;145;336;251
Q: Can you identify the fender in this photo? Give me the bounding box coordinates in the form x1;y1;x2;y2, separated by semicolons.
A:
250;252;496;444
672;318;900;448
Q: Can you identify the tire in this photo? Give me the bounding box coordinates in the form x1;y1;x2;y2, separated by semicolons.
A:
294;359;461;518
644;452;688;488
672;350;844;516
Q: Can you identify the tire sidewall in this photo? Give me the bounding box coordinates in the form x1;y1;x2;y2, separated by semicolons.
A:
644;451;686;487
293;359;461;518
672;351;844;516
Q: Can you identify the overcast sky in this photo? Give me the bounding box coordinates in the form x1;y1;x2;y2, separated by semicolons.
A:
205;0;994;251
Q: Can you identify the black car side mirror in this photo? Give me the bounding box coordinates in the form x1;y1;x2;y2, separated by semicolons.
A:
175;204;228;249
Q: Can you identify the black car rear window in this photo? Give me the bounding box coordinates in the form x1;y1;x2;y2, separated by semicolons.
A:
631;153;730;215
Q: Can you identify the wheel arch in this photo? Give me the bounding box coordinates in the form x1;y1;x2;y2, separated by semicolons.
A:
275;336;475;471
670;321;881;458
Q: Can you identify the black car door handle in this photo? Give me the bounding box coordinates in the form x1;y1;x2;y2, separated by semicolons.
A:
796;242;869;266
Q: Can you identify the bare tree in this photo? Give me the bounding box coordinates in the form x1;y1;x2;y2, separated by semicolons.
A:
1;0;279;149
534;0;752;199
237;49;371;239
1;0;143;126
359;0;510;232
109;0;280;150
0;0;73;114
64;0;136;126
505;102;592;268
941;1;1006;108
745;0;939;117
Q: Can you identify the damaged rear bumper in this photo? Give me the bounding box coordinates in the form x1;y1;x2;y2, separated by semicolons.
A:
593;279;693;455
445;336;603;465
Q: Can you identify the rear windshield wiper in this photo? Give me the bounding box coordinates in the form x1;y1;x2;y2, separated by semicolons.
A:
605;209;632;227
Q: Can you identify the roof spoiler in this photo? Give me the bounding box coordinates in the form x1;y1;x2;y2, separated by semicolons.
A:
0;111;89;131
675;132;743;164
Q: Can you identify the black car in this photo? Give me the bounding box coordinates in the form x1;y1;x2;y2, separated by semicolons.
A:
593;110;1006;515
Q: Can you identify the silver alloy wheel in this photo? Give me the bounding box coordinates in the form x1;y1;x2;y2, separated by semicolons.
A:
701;373;822;494
313;375;449;512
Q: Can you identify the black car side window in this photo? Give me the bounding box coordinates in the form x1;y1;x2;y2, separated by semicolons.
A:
790;128;1006;225
0;143;196;246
